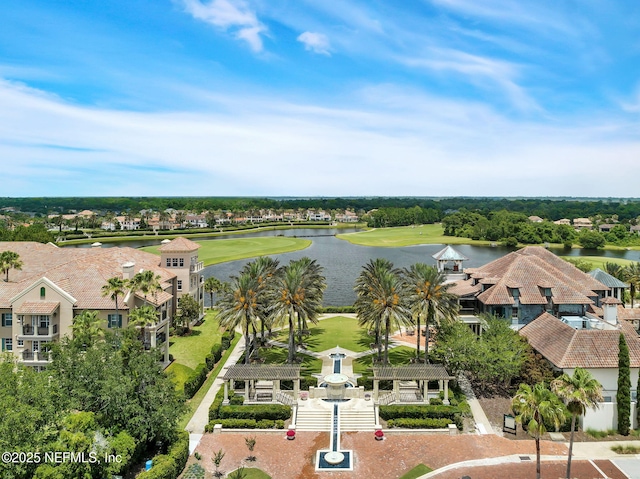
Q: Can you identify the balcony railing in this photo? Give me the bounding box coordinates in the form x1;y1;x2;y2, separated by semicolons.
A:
22;324;58;336
22;351;51;362
190;261;204;273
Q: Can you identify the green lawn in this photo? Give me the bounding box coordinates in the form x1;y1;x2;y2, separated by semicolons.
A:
560;255;634;270
275;315;371;353
167;310;224;369
259;346;323;375
336;224;491;247
399;464;433;479
142;236;311;266
354;345;417;376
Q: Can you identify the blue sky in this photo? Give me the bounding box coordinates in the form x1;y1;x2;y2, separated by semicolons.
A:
1;0;639;197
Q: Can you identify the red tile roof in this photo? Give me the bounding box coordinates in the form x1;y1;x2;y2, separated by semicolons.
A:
158;237;200;252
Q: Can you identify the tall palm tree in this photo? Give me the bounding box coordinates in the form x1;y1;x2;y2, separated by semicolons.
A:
623;262;640;308
604;262;625;281
217;272;261;364
355;258;411;364
0;250;23;282
127;304;159;348
551;368;603;479
130;270;162;306
101;276;128;327
512;382;567;479
241;257;281;342
71;310;105;347
270;258;326;364
402;263;459;363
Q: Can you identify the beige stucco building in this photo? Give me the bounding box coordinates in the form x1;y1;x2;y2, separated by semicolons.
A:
0;237;204;370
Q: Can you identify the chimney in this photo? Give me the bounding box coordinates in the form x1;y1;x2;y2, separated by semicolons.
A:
602;296;621;325
122;262;135;280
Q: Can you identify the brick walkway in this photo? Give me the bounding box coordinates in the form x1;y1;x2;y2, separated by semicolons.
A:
193;432;570;479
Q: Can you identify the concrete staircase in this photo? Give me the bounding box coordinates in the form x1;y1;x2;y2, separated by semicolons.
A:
295;406;332;431
340;407;377;432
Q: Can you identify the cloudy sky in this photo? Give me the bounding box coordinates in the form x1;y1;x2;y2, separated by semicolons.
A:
1;0;639;197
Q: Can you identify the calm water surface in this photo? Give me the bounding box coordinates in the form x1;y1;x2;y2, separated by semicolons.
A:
68;228;640;306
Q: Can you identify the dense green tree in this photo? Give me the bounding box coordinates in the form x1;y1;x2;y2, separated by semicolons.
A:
174;293;201;334
577;229;606;249
512;383;567;479
128;305;159;348
617;333;631;435
402;263;458;362
354;259;411;364
130;269;162;306
71;310;105;348
552;368;603;479
623;263;640;308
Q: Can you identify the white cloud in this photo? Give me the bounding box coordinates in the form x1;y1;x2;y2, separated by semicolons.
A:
297;32;331;55
1;78;639;197
181;0;266;52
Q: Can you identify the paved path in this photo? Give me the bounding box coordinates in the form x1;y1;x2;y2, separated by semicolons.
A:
185;337;245;450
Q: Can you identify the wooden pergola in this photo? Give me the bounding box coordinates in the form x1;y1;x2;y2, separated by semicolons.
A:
222;364;302;404
372;364;454;404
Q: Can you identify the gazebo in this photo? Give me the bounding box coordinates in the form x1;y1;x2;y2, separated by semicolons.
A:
432;245;468;273
372;364;454;404
222;364;301;404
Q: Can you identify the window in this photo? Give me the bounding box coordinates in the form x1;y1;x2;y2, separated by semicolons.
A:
39;316;49;328
177;280;182;291
172;258;178;267
107;314;122;328
512;307;519;318
166;258;171;267
179;258;184;267
511;288;520;299
32;341;39;352
17;339;23;347
40;287;46;298
1;313;12;327
1;338;12;351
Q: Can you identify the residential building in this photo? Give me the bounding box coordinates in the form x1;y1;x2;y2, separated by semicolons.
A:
0;237;204;369
573;217;593;230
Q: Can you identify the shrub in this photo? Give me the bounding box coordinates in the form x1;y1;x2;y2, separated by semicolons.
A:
211;343;223;363
229;394;245;405
379;405;461;421
209;388;226;421
218;404;291;421
137;430;189;479
205;353;216;371
301;376;317;390
184;364;208;399
429;397;443;406
386;418;451;429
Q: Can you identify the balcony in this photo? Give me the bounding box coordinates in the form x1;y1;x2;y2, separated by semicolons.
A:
190;261;204;273
19;324;59;340
21;350;51;363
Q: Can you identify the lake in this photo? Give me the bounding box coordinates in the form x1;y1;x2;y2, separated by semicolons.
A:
66;228;640;306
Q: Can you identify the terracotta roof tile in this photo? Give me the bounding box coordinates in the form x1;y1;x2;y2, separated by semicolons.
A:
17;301;60;314
158;237;201;252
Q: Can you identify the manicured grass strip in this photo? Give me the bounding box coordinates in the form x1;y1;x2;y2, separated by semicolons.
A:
142;236;311;266
165;363;194;391
235;468;271;479
399;464;433;479
178;333;241;430
275;315;371;353
560;255;634;269
259;346;323;375
354;346;418;374
336;224;491;247
169;311;224;370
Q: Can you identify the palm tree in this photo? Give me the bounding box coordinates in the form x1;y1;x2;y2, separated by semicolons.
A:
623;262;640;308
128;305;159;348
402;263;458;363
604;262;625;281
217;272;261;364
204;276;227;310
0;250;23;282
355;259;411;364
512;382;567;479
101;276;128;327
71;310;105;347
130;270;162;306
270;258;326;364
551;368;603;479
241;257;281;342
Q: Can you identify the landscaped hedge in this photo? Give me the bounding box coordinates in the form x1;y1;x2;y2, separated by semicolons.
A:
320;306;356;313
184;363;209;399
211;343;223;363
386;418;451;429
209;388;226;421
218;404;291;421
379;405;461;421
204;419;285;431
221;330;236;350
136;430;189;479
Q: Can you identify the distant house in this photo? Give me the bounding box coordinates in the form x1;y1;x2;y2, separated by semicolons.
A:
335;210;359;223
598;224;616;233
554;218;571;226
631;225;640;235
528;215;544;223
307;210;331;221
573;218;593;230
